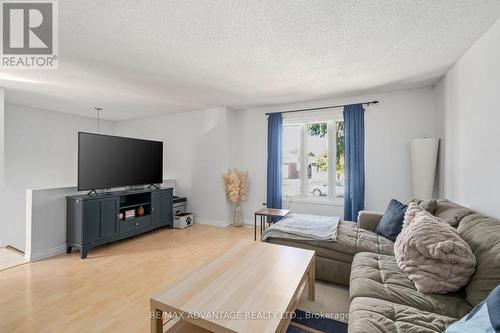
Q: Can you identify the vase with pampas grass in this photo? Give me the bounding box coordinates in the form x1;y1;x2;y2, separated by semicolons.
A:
222;169;248;227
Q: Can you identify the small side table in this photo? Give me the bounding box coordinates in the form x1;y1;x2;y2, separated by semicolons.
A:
254;208;290;241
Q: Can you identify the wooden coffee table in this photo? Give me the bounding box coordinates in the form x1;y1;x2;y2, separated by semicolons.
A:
150;240;315;333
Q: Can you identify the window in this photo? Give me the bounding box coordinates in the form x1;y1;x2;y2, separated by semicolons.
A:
282;111;344;203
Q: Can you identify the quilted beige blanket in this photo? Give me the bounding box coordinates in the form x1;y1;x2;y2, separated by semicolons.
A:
394;203;476;294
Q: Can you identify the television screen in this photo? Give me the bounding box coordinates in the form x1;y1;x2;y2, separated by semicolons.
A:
78;132;163;191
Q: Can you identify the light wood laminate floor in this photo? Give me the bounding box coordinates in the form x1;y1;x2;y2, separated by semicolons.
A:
0;247;27;272
0;224;254;333
0;224;350;333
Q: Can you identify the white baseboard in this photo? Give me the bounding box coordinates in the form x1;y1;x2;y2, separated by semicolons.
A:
26;244;66;262
195;217;231;227
243;219;254;226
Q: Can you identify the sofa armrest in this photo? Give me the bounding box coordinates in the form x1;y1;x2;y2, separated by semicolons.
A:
357;211;384;231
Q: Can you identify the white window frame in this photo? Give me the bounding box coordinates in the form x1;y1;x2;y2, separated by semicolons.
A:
282;110;344;206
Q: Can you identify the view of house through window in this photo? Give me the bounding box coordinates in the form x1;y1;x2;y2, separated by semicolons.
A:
282;115;344;201
282;124;302;197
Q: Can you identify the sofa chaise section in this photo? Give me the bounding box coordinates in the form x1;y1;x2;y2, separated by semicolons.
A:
266;215;394;285
349;297;457;333
349;252;472;321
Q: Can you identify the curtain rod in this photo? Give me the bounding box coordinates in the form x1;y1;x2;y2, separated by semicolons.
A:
265;100;379;116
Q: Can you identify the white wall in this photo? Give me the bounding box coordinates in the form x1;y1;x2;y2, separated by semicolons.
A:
113;107;235;226
4;13;499;255
0;88;4;184
3;85;439;253
4;102;240;254
236;87;438;222
0;88;5;247
3;103;113;251
435;18;500;218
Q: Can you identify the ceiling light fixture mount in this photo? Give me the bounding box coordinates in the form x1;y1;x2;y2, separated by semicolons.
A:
94;107;102;133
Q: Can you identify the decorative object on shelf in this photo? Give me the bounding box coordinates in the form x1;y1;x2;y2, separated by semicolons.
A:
410;138;439;199
222;169;248;227
137;206;145;216
117;212;124;220
125;209;136;219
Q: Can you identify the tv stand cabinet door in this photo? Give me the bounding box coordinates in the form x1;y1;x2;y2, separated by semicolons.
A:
152;192;163;225
162;190;173;227
83;200;101;243
100;198;119;239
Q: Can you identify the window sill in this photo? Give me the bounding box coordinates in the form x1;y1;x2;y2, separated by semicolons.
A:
282;197;344;207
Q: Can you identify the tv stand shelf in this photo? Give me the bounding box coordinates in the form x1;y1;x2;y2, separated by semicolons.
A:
66;187;173;259
120;202;151;210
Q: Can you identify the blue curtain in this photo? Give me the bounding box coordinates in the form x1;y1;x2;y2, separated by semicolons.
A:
343;104;365;221
267;113;283;213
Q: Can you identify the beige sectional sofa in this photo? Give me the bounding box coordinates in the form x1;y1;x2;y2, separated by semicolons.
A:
266;200;500;333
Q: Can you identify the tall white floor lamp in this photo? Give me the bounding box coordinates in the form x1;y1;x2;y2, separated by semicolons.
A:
410;138;440;199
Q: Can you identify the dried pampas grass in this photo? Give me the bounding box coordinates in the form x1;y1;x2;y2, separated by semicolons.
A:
222;169;248;204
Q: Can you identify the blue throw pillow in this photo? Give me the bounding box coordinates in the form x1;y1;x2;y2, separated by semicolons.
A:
375;199;408;242
445;284;500;333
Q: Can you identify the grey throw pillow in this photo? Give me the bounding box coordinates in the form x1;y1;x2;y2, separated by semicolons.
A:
375;199;408;242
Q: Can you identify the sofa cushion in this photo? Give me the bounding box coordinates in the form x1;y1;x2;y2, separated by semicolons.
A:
266;221;393;262
349;297;457;333
375;199;408;242
350;252;472;319
357;210;384;232
409;198;439;214
458;213;500;306
435;199;473;227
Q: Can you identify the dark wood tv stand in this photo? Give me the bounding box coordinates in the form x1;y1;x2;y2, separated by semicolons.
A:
66;187;173;259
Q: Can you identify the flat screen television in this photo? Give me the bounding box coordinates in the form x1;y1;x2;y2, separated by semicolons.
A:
78;132;163;191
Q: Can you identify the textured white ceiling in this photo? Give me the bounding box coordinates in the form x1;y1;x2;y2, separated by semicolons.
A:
1;1;500;120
